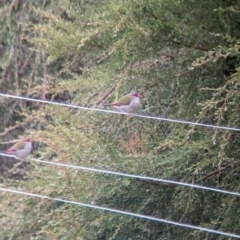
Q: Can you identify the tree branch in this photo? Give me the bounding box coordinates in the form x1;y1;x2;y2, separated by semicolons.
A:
202;164;230;181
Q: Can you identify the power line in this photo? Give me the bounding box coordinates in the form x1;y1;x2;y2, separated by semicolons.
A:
0;186;239;238
1;152;239;197
0;93;239;132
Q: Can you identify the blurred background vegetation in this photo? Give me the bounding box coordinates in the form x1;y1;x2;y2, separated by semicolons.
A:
0;0;240;239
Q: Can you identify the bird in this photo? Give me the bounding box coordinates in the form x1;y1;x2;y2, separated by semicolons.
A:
104;91;141;114
5;138;33;160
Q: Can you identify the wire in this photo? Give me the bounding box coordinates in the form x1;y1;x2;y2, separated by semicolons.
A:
0;93;240;132
0;186;239;238
1;153;239;197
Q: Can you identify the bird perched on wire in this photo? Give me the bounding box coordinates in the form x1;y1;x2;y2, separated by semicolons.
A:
104;91;141;114
5;138;33;160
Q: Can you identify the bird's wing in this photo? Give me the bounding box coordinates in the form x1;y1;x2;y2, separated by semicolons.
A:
6;140;25;152
112;94;132;106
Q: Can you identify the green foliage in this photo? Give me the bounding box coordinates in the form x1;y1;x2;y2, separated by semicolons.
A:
1;0;240;239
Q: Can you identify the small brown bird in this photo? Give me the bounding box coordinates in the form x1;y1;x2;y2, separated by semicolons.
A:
104;91;141;114
5;138;33;160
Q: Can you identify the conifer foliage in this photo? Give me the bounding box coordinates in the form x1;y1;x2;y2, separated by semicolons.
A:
0;0;240;239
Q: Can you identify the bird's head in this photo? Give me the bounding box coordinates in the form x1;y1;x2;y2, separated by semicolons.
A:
131;91;141;98
24;138;33;142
